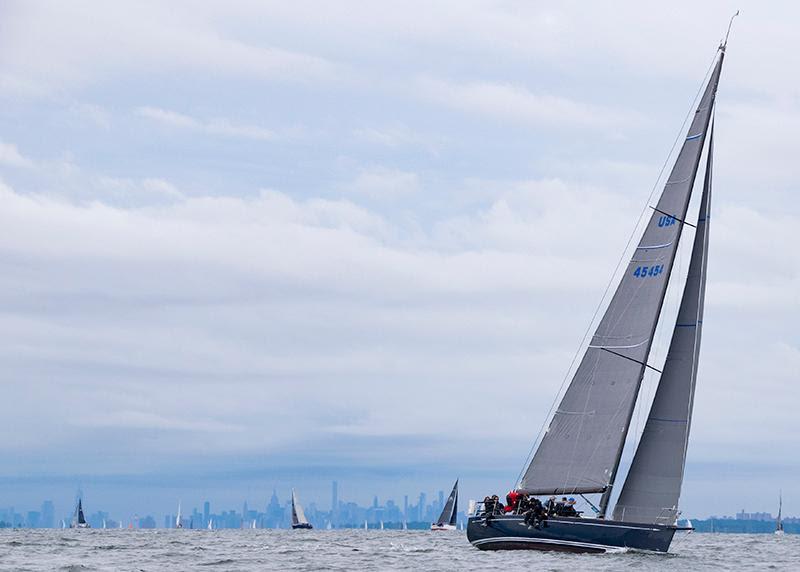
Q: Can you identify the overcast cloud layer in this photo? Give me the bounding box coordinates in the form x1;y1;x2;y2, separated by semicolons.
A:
0;1;798;520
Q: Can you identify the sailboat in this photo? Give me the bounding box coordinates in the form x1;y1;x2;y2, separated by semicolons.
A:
380;520;384;530
468;28;734;554
402;521;408;531
176;501;183;529
291;489;313;529
364;519;368;530
775;492;785;535
207;518;213;530
431;480;459;531
70;498;91;529
251;519;257;529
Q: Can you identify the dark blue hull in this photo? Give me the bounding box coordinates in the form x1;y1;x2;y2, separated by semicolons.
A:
467;515;676;553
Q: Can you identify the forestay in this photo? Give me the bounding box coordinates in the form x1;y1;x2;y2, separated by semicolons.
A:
519;55;724;499
613;123;714;525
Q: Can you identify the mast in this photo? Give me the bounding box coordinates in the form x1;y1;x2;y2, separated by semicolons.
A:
519;50;724;516
613;114;716;523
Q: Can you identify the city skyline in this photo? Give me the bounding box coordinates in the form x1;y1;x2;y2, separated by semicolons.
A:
1;480;795;530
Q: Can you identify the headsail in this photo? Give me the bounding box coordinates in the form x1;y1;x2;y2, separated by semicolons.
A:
613;119;715;524
519;53;724;510
291;489;309;526
435;480;459;526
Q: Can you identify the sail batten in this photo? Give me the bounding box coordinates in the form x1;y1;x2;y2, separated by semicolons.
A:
612;118;715;525
519;53;724;503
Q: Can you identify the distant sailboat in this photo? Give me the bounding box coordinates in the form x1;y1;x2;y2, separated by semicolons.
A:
326;521;332;530
431;480;458;531
468;25;735;554
207;518;213;530
380;520;384;530
70;498;91;529
102;519;107;529
402;521;407;531
776;492;785;535
251;519;257;529
291;489;313;529
364;520;368;530
61;519;66;529
176;501;183;529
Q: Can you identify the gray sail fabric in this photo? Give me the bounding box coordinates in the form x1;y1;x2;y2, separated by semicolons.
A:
292;490;309;525
436;480;459;526
612;124;714;525
520;55;723;497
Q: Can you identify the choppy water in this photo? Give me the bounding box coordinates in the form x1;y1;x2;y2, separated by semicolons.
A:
1;529;798;571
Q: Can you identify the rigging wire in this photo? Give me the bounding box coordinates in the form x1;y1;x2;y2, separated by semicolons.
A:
513;49;721;491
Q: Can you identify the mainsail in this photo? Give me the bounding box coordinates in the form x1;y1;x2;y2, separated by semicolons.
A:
291;489;309;526
519;53;724;512
76;499;86;525
436;480;459;526
613;122;715;524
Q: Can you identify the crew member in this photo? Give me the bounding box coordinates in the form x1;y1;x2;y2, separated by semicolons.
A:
560;498;579;517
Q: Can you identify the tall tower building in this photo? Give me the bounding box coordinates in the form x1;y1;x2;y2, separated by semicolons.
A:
403;495;408;522
40;500;55;529
331;481;338;528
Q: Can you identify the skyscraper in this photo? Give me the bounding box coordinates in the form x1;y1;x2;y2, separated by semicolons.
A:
331;481;338;528
403;495;408;522
41;500;55;529
203;501;210;526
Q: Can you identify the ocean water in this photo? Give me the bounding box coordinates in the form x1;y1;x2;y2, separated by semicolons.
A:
1;529;798;571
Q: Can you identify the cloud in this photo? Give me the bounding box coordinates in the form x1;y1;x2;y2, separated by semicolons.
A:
0;140;34;168
345;167;420;198
352;124;447;155
0;2;342;94
136;106;275;141
73;410;244;433
416;77;639;129
2;0;800;516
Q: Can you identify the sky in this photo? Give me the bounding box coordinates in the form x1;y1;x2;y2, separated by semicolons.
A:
0;1;798;521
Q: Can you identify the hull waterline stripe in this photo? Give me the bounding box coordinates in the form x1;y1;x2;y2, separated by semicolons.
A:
472;536;613;552
477;516;664;532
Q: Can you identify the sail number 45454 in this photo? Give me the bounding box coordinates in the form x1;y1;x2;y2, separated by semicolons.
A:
633;264;664;278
